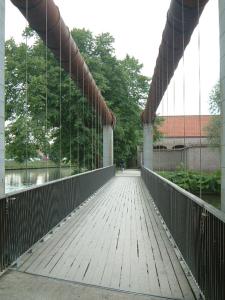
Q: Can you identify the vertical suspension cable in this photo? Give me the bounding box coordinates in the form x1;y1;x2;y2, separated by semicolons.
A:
97;95;99;168
197;0;202;198
160;59;164;173
59;18;62;177
166;41;169;172
82;67;85;170
87;79;90;170
95;92;97;168
96;94;99;168
173;17;176;158
181;0;186;171
25;0;28;185
98;96;100;167
76;63;80;173
69;34;72;174
45;0;48;181
91;85;94;170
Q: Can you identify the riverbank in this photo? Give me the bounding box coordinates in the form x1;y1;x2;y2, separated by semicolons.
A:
5;160;75;170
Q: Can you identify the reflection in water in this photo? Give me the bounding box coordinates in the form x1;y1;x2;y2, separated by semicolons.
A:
5;168;73;194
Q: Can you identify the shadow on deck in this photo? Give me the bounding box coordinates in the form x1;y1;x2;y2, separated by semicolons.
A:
0;170;197;300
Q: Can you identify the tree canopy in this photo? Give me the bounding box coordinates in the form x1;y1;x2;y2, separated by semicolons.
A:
5;28;160;168
206;82;221;147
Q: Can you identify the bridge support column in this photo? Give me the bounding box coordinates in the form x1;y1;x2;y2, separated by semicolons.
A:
143;123;153;170
103;125;113;167
220;0;225;211
0;0;5;196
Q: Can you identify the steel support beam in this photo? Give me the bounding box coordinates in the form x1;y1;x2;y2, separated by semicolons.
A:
103;126;113;167
219;0;225;212
142;0;208;124
143;123;153;170
0;0;5;196
11;0;115;127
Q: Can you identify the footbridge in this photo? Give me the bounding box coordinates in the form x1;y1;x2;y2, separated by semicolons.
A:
0;1;225;299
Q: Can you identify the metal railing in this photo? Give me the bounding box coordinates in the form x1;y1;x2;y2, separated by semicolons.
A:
141;166;225;300
0;166;115;272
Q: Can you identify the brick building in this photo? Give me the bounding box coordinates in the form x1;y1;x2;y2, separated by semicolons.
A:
138;115;220;171
155;115;211;149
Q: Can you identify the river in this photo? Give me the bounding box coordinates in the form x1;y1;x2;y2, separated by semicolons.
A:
5;168;73;194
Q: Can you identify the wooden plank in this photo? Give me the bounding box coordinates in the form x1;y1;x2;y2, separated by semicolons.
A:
109;178;132;290
21;182;111;273
63;184;119;282
86;180;127;286
17;171;196;299
134;178;161;296
97;181;127;288
141;181;194;299
47;191;114;279
138;183;172;297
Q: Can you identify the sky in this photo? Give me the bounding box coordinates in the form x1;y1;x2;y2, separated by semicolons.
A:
5;0;220;116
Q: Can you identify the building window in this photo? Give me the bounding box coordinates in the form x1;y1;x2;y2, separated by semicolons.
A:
153;145;167;150
172;145;185;149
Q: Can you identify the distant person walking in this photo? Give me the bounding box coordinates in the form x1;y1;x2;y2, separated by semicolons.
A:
120;159;125;171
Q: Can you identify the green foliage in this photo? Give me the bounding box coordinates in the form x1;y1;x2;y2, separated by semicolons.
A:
159;170;221;194
206;82;221;147
209;82;221;114
5;28;151;168
153;116;164;142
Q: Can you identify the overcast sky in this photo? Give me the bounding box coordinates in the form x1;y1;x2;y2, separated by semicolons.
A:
5;0;219;116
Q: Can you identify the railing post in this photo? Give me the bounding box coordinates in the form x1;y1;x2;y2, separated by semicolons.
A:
219;0;225;211
143;123;153;170
0;0;5;196
103;125;113;167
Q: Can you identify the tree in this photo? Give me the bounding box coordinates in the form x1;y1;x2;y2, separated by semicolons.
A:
206;83;221;147
153;116;164;142
5;28;152;168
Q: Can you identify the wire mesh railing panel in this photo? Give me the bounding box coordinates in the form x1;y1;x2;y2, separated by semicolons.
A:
0;165;115;272
141;166;225;300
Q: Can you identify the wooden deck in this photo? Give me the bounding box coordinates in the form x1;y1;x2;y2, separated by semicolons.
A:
15;170;195;299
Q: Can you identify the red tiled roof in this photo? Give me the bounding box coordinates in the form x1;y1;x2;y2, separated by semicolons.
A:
159;115;212;137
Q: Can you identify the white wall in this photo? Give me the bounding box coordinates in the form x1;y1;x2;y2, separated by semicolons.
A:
152;146;220;172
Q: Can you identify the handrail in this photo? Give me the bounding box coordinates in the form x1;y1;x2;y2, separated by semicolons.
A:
1;166;114;201
143;167;225;223
141;166;225;300
0;165;115;272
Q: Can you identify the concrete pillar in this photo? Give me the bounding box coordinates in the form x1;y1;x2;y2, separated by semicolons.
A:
0;0;5;195
103;125;113;167
143;123;153;170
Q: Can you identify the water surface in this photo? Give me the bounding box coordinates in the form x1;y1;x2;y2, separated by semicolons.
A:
5;168;73;194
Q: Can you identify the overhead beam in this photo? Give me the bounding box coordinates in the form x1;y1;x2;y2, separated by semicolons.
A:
11;0;115;127
142;0;208;124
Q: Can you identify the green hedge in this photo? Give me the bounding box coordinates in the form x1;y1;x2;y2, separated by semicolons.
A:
158;171;221;194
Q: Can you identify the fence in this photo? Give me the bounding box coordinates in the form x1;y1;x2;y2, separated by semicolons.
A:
0;165;115;271
141;166;225;300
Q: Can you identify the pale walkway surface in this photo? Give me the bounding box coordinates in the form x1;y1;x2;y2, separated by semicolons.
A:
0;270;175;300
13;170;194;299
